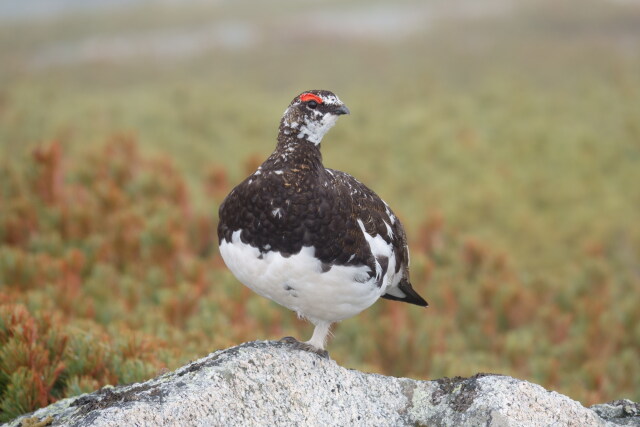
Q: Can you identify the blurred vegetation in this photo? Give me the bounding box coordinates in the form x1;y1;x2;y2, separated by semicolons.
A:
1;0;640;421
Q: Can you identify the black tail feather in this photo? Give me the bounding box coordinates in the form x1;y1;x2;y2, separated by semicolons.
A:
381;280;428;307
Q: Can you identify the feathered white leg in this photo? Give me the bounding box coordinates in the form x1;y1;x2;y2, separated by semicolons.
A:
305;321;332;350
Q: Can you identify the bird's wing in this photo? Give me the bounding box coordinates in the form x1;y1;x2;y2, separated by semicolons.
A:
317;169;424;306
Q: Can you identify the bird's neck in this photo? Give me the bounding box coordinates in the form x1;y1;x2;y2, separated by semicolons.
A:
267;124;324;171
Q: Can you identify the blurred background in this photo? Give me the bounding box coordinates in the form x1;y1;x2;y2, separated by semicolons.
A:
1;0;639;420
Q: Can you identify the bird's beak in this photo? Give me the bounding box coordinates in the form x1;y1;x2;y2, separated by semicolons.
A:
335;105;350;115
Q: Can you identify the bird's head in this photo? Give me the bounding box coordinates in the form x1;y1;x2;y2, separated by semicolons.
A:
280;90;350;145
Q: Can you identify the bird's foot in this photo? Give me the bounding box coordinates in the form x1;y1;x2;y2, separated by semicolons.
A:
278;336;329;359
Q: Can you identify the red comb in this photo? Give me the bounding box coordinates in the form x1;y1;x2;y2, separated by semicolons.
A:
300;93;323;104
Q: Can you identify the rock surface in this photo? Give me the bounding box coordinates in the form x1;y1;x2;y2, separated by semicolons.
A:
6;341;639;427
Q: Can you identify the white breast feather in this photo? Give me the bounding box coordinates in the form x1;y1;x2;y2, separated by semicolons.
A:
219;230;386;323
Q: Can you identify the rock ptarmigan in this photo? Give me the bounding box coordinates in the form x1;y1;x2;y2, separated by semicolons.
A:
218;90;427;357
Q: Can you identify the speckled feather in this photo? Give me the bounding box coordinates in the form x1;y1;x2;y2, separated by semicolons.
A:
217;90;426;308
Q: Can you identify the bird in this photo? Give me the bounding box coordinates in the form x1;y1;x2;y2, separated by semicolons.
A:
217;90;427;357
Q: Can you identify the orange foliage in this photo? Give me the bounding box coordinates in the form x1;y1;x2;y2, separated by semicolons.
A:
1;138;638;420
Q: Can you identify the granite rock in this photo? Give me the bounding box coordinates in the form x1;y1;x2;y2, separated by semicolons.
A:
6;341;639;427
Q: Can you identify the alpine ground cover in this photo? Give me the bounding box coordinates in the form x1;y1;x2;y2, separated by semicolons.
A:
1;0;639;421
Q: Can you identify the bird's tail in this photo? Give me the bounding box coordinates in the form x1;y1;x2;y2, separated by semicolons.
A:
381;279;428;307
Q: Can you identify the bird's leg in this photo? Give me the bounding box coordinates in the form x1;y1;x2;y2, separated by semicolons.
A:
278;322;332;359
305;321;331;351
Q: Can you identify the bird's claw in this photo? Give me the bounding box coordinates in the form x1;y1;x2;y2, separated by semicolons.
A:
278;336;329;359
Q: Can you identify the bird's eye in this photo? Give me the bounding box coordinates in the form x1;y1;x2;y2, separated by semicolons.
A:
307;100;318;109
